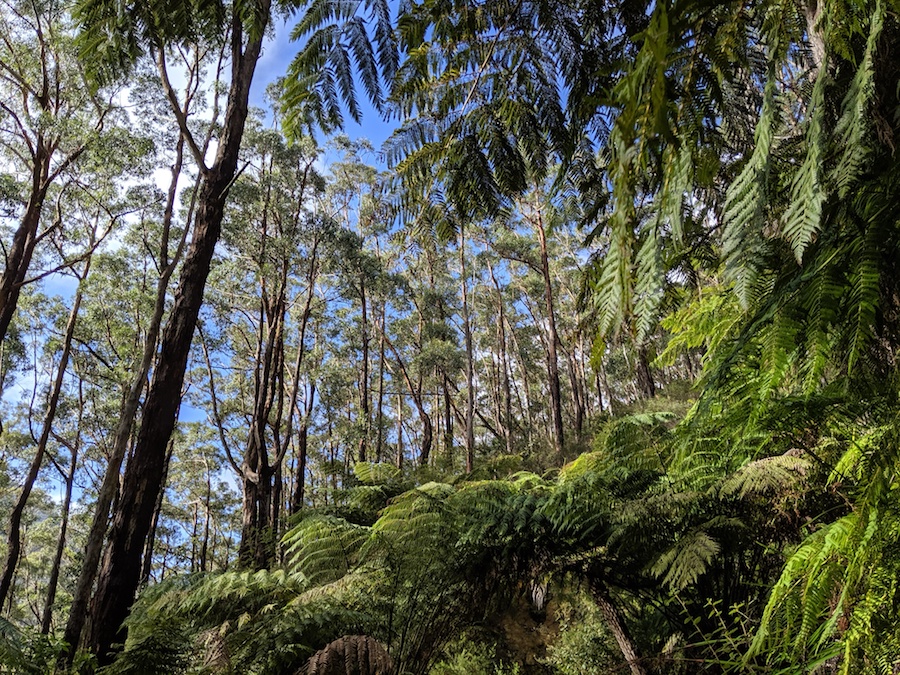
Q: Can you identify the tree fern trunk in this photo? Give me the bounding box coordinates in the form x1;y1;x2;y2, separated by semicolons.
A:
589;581;647;675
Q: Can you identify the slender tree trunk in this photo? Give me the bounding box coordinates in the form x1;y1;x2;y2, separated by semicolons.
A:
0;254;88;608
396;391;404;469
41;381;84;634
290;382;315;516
533;205;564;458
459;231;475;472
87;14;268;661
199;459;212;572
375;305;386;462
358;276;370;462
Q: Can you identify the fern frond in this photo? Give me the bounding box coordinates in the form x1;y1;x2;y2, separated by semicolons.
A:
782;69;826;262
283;515;371;585
651;529;721;592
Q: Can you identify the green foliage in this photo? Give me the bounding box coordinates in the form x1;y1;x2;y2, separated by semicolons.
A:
111;570;365;674
0;618;63;674
283;0;397;135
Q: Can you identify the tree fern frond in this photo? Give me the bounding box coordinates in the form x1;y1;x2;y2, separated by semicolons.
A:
723;73;779;307
782;69;826;262
651;529;721;592
283;515;371;585
720;452;809;499
354;461;402;485
831;0;884;197
634;217;665;342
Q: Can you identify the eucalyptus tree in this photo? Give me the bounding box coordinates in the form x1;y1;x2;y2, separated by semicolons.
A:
71;0;399;659
60;59;205;659
198;120;326;569
0;0;120;348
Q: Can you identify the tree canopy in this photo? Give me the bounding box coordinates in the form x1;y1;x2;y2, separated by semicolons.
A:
0;0;898;673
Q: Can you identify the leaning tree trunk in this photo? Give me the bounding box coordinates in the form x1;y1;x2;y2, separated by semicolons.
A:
87;14;268;662
61;134;191;663
588;581;647;675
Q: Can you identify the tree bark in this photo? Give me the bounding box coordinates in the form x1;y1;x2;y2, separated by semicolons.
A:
589;581;647;675
86;12;269;661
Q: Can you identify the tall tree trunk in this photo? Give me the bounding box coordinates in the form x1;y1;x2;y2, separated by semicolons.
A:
87;14;268;661
199;457;212;572
62;131;193;662
290;382;315;516
0;253;88;608
459;231;475;472
533;204;565;459
396;391;404;469
375;305;386;462
358;276;370;462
